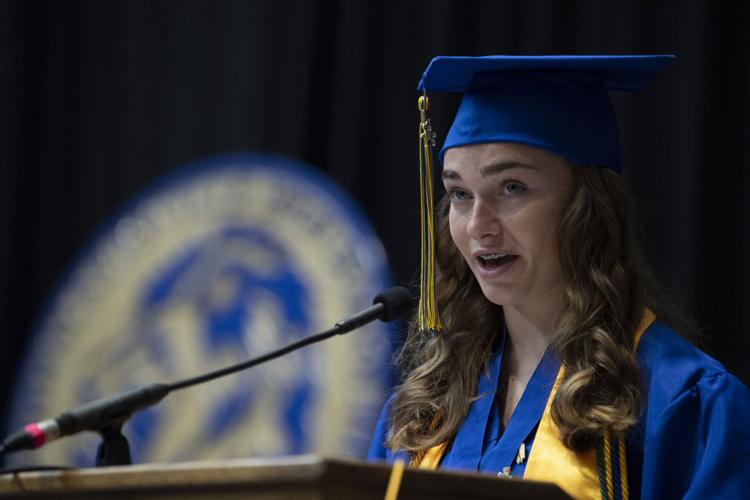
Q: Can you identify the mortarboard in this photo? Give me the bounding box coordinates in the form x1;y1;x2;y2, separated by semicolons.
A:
414;55;675;334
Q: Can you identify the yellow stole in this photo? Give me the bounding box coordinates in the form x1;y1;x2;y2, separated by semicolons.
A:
414;310;656;499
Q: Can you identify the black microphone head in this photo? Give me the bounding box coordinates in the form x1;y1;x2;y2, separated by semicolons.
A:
372;286;414;322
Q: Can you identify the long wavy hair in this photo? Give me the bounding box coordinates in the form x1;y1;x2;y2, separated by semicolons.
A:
386;164;691;454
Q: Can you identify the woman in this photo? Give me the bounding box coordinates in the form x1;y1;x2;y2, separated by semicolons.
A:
368;55;750;499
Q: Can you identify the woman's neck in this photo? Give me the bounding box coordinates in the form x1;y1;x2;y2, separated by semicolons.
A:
501;290;563;376
497;294;563;427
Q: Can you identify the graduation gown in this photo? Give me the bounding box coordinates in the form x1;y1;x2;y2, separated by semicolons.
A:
367;318;750;499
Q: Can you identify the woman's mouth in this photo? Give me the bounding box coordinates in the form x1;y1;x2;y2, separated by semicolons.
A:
476;253;518;274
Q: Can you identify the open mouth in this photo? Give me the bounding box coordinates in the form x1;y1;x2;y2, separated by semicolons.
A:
477;253;517;270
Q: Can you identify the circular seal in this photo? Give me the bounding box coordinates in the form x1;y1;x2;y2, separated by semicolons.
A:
5;153;395;466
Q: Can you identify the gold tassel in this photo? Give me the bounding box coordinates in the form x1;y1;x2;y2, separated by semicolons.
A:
417;94;442;334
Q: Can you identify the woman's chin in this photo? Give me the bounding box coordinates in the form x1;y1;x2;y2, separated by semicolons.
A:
477;282;519;307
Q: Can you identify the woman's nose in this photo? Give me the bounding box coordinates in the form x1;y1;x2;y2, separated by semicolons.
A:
466;199;502;241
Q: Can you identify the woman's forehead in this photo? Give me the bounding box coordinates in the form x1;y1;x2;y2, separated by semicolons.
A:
442;142;569;176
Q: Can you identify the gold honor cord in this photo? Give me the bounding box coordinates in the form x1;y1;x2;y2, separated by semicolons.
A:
383;458;406;500
417;95;441;334
597;431;629;500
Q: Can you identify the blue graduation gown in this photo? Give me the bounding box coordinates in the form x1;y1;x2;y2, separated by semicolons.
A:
367;320;750;499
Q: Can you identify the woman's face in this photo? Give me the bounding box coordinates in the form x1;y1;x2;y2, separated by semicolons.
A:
442;142;575;308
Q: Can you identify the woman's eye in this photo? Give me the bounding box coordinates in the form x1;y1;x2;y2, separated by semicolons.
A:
449;189;470;202
503;181;526;195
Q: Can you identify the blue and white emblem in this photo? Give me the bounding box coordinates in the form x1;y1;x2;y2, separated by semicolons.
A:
5;153;395;466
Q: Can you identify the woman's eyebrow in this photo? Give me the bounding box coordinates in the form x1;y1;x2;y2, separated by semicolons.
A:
480;161;538;177
441;169;461;180
442;161;537;181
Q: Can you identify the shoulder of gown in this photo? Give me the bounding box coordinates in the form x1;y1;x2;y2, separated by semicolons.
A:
635;320;750;498
367;394;409;463
367;395;391;461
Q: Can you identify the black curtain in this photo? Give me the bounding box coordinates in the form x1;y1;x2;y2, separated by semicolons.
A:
1;0;748;429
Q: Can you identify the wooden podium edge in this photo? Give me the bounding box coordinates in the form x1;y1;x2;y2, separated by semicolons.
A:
0;455;570;499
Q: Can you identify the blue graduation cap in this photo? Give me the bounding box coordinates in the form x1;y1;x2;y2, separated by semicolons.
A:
414;55;674;335
418;54;675;173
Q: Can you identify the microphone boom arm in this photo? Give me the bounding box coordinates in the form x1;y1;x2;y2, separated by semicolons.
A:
0;287;412;466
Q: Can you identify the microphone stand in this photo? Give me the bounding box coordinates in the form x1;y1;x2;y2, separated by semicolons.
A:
96;419;132;467
3;291;409;467
95;311;372;467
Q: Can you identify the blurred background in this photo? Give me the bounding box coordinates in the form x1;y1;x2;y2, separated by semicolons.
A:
1;0;748;464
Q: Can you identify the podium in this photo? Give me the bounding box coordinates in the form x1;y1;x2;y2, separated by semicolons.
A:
0;455;570;499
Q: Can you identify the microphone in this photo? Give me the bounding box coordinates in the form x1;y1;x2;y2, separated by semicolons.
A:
0;383;170;454
1;286;413;455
